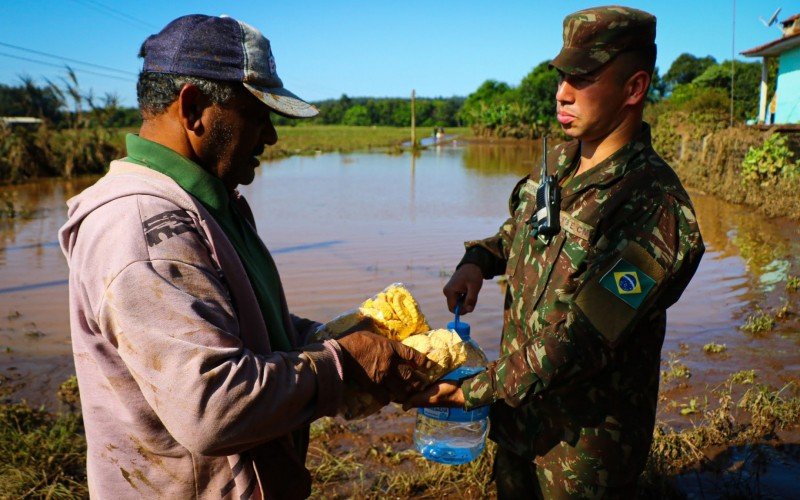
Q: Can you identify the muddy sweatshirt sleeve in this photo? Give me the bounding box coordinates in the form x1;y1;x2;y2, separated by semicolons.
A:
80;196;342;457
461;194;705;409
458;176;529;278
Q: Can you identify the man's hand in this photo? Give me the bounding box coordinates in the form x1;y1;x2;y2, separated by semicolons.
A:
443;263;483;313
336;331;433;404
402;381;465;410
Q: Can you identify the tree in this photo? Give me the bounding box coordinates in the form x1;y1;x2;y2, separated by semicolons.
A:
342;104;371;126
0;77;63;123
647;67;667;103
517;60;559;126
458;80;513;126
663;53;716;91
692;60;763;120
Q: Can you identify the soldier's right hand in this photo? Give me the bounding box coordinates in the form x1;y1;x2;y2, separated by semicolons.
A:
336;331;433;404
443;263;483;314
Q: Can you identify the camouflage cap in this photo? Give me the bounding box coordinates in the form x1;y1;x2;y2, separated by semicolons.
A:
551;5;656;75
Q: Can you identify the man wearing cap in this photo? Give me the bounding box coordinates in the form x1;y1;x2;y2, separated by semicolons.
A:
409;6;705;497
59;15;430;499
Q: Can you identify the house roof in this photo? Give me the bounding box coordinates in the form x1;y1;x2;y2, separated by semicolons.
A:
741;30;800;57
0;116;43;125
783;13;800;26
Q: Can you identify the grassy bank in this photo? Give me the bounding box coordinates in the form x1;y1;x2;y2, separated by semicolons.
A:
648;117;800;220
0;125;125;184
0;125;472;184
267;125;472;159
0;377;86;497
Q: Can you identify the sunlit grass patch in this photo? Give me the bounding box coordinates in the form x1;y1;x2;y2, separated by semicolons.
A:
0;402;87;498
730;369;757;385
679;398;703;416
644;380;800;495
369;441;494;498
740;309;774;334
702;343;727;354
308;442;363;490
662;357;692;383
787;276;800;293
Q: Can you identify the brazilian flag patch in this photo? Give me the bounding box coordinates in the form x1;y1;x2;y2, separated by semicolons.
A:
599;259;656;309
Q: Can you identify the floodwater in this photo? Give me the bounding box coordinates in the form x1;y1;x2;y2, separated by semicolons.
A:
1;142;799;413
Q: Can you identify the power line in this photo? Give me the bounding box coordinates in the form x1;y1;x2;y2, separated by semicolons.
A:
83;0;158;29
0;52;133;82
67;0;158;32
0;41;137;76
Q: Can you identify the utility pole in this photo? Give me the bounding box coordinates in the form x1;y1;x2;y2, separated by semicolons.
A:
411;89;416;148
730;0;736;127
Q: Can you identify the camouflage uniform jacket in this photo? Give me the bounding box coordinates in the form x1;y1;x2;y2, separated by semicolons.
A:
459;124;704;485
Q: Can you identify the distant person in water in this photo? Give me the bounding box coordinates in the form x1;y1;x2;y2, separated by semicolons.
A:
59;14;430;499
407;6;705;497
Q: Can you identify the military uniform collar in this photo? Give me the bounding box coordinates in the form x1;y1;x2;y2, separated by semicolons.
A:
552;123;652;200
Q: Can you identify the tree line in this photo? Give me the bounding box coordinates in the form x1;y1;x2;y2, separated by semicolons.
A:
0;81;465;129
0;53;772;134
459;52;773;139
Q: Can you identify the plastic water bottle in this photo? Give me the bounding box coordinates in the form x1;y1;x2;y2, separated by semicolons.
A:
413;303;489;464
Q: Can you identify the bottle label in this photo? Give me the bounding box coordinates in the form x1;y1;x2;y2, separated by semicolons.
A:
441;365;485;382
416;365;489;421
419;405;490;422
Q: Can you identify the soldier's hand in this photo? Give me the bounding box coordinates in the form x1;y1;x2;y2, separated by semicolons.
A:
443;263;483;313
336;331;433;403
402;381;465;410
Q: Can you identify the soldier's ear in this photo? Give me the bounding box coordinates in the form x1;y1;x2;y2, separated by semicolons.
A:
624;70;650;107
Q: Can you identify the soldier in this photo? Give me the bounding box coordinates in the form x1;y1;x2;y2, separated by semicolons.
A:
407;6;705;497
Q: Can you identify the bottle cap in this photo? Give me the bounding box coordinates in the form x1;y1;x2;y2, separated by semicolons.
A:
447;319;470;340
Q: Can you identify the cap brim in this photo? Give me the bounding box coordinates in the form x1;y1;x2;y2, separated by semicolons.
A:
550;46;615;76
243;83;319;118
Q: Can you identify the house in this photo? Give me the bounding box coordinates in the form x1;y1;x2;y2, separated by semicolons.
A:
741;13;800;124
0;116;43;129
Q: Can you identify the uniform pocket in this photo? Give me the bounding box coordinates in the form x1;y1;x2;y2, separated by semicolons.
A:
505;180;539;278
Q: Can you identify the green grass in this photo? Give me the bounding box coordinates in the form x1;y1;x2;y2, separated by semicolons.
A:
702;342;727;354
4;368;800;497
661;357;692;383
0;403;87;497
266;125;472;158
740;309;775;334
642;378;800;495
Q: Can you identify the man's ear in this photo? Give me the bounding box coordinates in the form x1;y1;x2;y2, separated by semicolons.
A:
625;70;651;107
177;84;208;135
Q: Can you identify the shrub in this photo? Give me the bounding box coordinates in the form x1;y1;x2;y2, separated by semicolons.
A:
740;133;798;186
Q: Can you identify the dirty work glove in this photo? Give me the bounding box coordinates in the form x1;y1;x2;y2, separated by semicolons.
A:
336;331;434;405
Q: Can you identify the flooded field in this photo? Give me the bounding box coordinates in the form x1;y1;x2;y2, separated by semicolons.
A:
0;142;799;495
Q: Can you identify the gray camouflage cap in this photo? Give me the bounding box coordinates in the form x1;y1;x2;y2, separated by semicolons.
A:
551;5;656;75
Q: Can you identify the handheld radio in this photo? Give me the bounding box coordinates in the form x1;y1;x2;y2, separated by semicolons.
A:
528;137;560;239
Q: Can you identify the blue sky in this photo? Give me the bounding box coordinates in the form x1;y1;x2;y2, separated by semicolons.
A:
0;1;790;107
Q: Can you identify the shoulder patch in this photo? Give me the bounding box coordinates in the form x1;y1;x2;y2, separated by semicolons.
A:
143;209;197;247
574;241;667;345
598;259;656;309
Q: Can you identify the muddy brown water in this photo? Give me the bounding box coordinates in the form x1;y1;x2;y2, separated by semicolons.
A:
1;142;798;420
